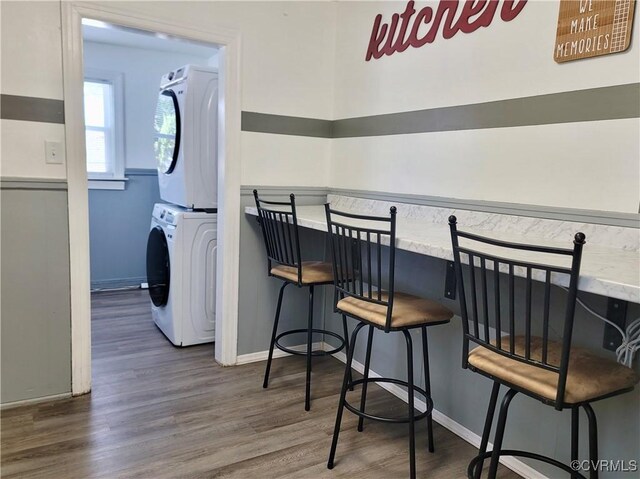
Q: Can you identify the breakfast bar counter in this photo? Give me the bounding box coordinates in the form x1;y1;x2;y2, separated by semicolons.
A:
245;202;640;304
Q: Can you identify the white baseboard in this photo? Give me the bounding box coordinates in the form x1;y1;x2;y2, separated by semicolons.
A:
235;341;325;365
1;392;72;410
329;346;548;479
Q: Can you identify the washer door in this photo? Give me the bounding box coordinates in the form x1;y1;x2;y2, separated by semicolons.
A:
146;226;171;307
153;89;181;175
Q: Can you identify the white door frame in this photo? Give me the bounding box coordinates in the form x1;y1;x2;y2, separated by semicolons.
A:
61;2;242;395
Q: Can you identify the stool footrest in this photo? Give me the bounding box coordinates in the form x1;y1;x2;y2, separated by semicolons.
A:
467;449;588;479
343;377;434;424
274;329;346;357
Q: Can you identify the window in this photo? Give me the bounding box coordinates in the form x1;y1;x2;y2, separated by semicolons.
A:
83;69;125;188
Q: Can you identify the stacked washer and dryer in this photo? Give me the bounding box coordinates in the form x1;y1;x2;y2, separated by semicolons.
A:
146;65;218;347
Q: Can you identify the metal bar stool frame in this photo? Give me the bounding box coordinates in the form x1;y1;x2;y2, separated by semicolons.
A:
254;190;350;411
448;215;638;479
325;205;451;479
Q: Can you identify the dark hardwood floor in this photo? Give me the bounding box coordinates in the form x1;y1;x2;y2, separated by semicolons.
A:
1;289;519;478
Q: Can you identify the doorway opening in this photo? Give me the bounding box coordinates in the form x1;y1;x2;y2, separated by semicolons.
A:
81;20;220;382
62;4;242;396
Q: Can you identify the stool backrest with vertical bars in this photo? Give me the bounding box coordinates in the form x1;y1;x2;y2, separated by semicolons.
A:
448;215;586;409
326;205;453;479
254;190;346;412
324;204;397;333
254;190;303;285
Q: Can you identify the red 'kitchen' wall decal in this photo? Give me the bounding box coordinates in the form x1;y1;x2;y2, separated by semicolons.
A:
366;0;528;61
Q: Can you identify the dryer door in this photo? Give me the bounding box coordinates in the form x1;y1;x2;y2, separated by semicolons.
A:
153;89;181;175
146;226;171;307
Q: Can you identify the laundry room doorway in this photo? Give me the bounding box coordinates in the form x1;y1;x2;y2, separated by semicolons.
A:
62;3;242;397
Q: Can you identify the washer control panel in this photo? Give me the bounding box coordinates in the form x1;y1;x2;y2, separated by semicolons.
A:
153;204;180;226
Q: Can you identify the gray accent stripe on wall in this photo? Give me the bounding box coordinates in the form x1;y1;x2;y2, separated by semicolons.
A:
0;175;157;188
1;177;68;191
4;84;637;136
1;94;65;124
332;83;640;138
241;112;333;138
239;83;640;138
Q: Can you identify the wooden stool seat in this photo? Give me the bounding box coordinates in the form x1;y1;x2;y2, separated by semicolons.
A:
271;261;333;284
337;291;453;329
468;336;639;404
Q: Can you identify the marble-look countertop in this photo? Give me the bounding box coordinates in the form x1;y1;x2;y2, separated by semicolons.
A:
245;205;640;303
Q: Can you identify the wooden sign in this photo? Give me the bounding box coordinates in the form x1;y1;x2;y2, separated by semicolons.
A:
554;0;636;62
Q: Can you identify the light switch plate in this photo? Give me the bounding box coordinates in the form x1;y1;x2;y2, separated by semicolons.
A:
45;140;64;164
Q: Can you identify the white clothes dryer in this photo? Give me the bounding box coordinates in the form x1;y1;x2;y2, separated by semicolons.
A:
146;203;217;346
154;65;218;210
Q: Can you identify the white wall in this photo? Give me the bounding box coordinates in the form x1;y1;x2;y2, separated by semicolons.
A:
1;1;336;187
83;41;217;170
0;1;67;179
3;1;637;202
0;2;64;100
121;1;337;187
333;1;640;116
330;1;640;213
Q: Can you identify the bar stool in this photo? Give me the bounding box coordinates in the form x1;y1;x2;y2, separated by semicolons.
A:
325;205;454;479
253;190;350;411
448;216;639;479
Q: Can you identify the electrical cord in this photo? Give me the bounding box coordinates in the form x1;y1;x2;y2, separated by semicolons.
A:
619;318;640;367
564;287;640;367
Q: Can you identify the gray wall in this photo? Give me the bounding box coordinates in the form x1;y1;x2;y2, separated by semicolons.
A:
88;169;161;289
1;180;72;403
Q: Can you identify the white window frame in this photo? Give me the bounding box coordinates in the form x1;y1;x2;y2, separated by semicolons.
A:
84;68;126;189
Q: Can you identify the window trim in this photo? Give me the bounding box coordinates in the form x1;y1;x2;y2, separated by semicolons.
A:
84;68;126;186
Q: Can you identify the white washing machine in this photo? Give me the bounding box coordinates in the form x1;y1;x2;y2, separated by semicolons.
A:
146;203;217;346
153;65;218;210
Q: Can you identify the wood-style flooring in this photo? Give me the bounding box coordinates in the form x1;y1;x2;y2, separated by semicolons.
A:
1;289;519;478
